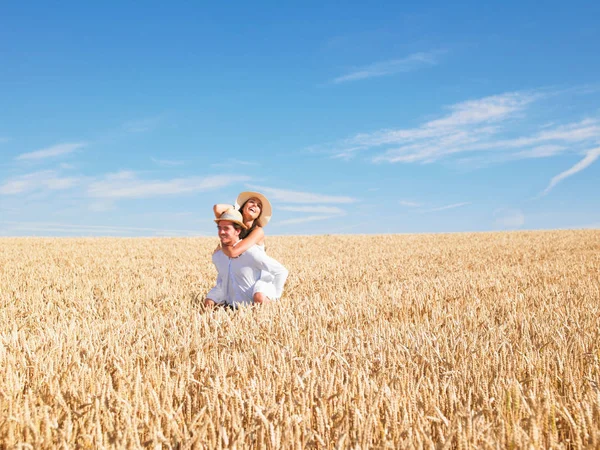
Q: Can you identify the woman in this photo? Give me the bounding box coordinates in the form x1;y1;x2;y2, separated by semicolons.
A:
213;191;272;258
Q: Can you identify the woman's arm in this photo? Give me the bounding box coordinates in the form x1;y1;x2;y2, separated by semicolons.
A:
221;226;265;258
213;203;234;218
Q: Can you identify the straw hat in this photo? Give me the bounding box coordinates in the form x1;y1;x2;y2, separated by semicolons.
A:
235;191;272;227
214;208;247;229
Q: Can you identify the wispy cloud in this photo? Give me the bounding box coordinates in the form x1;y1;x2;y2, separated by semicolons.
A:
513;145;566;159
313;88;600;166
420;202;471;213
280;205;345;214
494;208;525;228
372;92;541;163
0;221;202;236
88;200;115;212
89;171;250;199
399;199;470;213
211;159;260;168
0;171;80;195
399;200;421;207
317;90;538;161
425;91;536;129
541;147;600;196
123;116;163;133
277;215;343;226
332;51;441;84
15;142;87;161
151;157;185;167
250;186;353;225
0;137;9;144
248;185;357;204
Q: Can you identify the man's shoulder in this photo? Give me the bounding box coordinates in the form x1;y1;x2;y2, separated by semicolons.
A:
212;250;226;262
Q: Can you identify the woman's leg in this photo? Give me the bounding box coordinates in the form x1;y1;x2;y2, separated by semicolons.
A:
252;280;276;305
253;291;271;304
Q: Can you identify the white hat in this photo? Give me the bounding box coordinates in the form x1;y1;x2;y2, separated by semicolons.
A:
214;209;247;229
235;191;272;227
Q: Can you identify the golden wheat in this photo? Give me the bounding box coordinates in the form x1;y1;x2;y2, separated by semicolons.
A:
1;230;599;448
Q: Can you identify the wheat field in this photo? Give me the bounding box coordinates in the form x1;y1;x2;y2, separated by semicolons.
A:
0;230;599;449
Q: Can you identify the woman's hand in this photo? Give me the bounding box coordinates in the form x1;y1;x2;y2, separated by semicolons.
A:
221;245;237;258
214;204;235;218
222;226;265;258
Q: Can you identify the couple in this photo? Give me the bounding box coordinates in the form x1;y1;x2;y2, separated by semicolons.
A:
204;191;289;309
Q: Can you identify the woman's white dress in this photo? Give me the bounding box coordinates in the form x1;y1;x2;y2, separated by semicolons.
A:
251;243;279;300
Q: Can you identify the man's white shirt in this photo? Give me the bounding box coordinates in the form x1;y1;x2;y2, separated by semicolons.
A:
207;245;288;307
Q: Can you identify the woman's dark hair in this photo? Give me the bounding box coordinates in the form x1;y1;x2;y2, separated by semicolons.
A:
238;200;259;239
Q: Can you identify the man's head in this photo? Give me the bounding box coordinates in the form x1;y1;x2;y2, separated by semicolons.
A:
214;209;247;247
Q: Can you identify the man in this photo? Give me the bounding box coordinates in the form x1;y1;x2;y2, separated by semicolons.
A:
205;209;288;309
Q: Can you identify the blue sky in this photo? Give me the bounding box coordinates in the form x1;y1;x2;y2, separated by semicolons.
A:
1;1;599;236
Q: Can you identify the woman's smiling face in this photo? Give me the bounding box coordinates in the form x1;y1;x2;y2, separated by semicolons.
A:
241;197;262;221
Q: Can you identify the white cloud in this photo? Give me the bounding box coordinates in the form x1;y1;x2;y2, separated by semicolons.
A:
0;171;80;195
151;157;185;167
513;145;566;159
534;118;600;142
541;147;600;196
372;93;541;163
123;117;162;133
494;208;525;228
399;200;421;207
319;90;538;162
211;158;260;168
333;51;441;84
472;119;600;153
248;185;357;204
280;205;345;214
314;89;600;166
230;159;259;166
88;200;115;212
277;215;343;226
89;171;250;199
421;202;471;213
15;142;87;161
258;188;352;225
426;92;537;129
0;180;29;195
0;221;202;236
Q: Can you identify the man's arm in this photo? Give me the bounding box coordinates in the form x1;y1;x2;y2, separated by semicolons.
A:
205;260;226;308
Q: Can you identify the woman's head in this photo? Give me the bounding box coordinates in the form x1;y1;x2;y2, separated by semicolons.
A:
239;197;263;222
235;191;272;227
